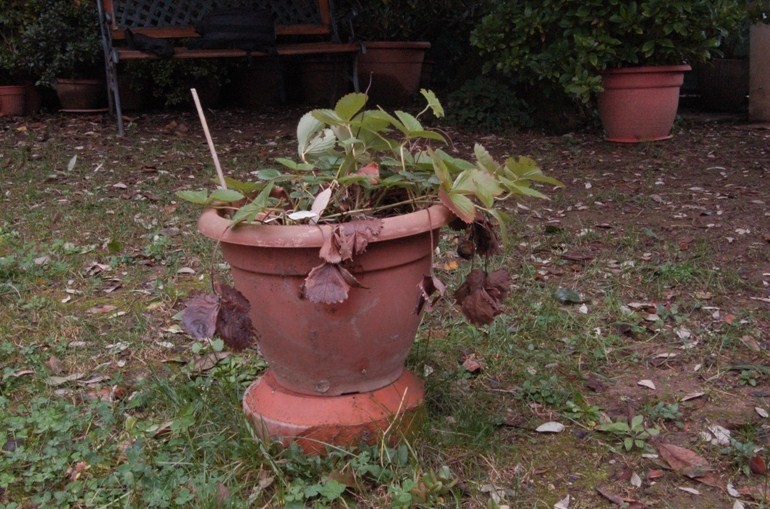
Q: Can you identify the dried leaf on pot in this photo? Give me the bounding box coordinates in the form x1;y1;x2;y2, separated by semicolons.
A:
342;219;383;256
417;274;446;314
319;219;383;263
303;262;363;304
454;269;511;325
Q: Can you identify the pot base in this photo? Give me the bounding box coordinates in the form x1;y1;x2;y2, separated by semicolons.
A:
243;369;425;455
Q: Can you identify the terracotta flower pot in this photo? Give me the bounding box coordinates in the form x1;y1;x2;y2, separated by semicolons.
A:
357;41;430;106
0;85;27;117
199;204;452;395
198;204;453;451
55;78;106;111
597;65;691;143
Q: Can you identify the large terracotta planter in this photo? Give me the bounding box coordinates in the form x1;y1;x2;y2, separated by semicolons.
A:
597;65;691;143
357;41;430;106
0;85;26;117
198;204;454;452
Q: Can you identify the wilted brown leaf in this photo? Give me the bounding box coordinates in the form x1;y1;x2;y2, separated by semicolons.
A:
193;352;231;373
86;304;117;314
47;355;65;375
454;269;511;325
180;285;255;351
416;275;446;314
181;294;220;340
319;220;383;264
303;263;354;304
749;454;767;475
596;486;625;505
470;216;502;257
656;442;711;478
355;161;380;184
215;284;256;351
462;353;486;373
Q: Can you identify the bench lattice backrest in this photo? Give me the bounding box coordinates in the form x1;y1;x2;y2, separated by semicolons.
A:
110;0;326;29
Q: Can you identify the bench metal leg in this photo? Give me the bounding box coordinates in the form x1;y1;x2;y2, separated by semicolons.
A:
97;2;125;136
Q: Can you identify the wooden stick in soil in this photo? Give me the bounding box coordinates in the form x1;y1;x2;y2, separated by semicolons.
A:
191;88;227;189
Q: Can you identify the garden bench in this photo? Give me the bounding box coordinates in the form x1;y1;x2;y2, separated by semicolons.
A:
97;0;360;135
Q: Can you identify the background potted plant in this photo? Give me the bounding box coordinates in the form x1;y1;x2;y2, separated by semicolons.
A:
0;0;41;116
19;0;105;110
177;90;562;452
471;0;744;141
334;0;433;105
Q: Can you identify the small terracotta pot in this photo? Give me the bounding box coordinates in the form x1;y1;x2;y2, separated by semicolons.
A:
198;204;454;396
357;41;430;106
597;65;691;143
0;85;27;116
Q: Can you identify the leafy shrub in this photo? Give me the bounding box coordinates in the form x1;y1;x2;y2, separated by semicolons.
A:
18;0;102;87
445;77;532;132
470;0;744;104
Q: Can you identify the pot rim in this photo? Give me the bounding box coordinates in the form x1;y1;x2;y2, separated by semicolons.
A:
198;203;455;248
601;64;692;76
362;41;431;50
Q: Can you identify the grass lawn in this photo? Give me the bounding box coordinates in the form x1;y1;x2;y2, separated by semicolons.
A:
1;107;770;508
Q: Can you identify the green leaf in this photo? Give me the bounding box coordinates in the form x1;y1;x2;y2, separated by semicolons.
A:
420;89;444;118
624;437;633;450
303;128;337;158
395;110;423;132
474;144;498;173
597;421;629;433
486;208;510;246
503;181;548;200
451;169;503;208
275;157;314;171
630;414;644;429
334;92;367;121
223;177;262;193
438;187;476;223
297;112;323;156
318;480;347;500
369;109;407;133
430;150;451;187
176;190;210;205
311;108;342;126
209;188;244;203
256;169;282;180
231;182;274;225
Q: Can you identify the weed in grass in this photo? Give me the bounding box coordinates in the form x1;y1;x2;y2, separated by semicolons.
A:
596;415;660;452
722;438;762;477
739;368;763;387
515;374;569;407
